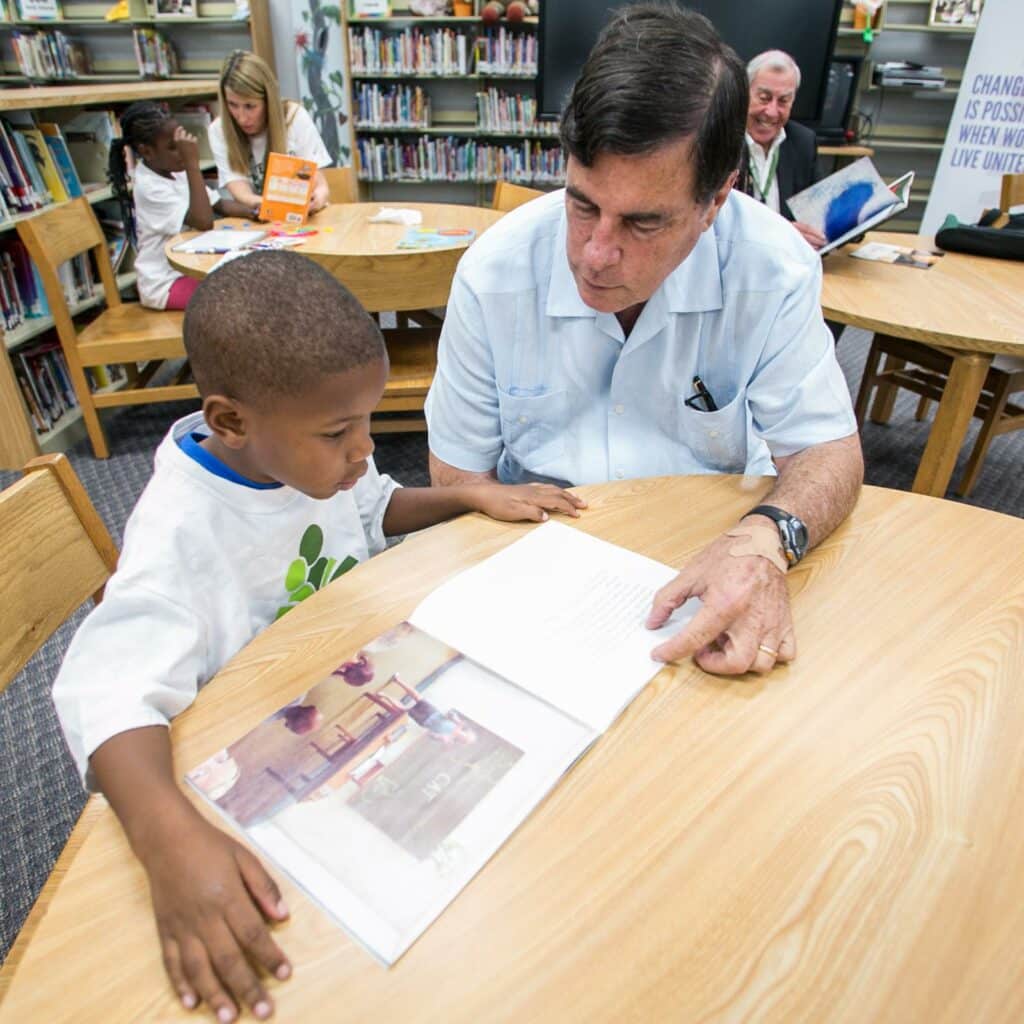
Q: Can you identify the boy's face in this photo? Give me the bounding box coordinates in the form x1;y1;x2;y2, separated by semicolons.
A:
225;358;388;500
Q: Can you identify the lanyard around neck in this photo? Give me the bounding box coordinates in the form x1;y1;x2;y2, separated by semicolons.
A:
749;145;780;204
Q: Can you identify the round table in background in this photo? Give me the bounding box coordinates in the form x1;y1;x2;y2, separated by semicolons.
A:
821;230;1024;496
168;202;505;429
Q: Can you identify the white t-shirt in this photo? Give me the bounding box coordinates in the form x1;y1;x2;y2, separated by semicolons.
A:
209;103;331;192
52;411;398;789
133;160;220;309
745;128;786;215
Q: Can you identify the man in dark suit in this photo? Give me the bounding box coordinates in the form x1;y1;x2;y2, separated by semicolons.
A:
738;50;827;251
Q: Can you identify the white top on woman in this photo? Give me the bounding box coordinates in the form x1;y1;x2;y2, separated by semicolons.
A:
209;103;331;193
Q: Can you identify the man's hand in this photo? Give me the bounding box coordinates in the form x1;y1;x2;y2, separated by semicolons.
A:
646;532;796;674
467;482;587;523
792;220;827;251
141;806;291;1021
173;125;201;170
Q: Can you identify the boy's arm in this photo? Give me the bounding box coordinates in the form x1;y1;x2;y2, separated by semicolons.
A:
382;483;587;536
91;726;291;1022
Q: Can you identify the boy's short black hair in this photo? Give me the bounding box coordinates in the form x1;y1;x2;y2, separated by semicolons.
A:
184;250;386;404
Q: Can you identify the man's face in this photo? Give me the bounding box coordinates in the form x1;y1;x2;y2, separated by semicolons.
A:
564;138;732;316
747;67;798;148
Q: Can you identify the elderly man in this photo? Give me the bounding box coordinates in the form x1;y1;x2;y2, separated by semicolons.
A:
740;49;827;250
425;3;862;677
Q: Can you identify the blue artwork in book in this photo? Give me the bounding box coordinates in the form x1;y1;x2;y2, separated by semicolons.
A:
823;180;878;241
787;157;914;256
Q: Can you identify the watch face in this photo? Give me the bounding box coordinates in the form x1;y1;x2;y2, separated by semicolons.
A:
782;516;809;562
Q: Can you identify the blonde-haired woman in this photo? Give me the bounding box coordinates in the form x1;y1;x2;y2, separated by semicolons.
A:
209;50;331;217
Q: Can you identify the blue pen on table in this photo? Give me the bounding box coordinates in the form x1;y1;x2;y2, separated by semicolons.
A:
685;375;718;412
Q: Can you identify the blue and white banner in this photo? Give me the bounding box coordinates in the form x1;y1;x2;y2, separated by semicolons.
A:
921;0;1024;235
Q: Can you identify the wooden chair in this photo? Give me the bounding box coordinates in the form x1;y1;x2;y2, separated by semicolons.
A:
492;181;544;212
854;335;1024;496
16;198;194;460
1001;172;1024;210
322;165;359;204
0;453;117;996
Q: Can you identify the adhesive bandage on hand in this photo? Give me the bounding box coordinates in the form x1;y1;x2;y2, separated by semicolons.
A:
724;524;788;574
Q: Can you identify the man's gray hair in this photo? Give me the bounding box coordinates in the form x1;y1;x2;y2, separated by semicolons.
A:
747;50;801;90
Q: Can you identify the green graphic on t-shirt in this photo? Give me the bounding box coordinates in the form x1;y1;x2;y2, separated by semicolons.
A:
276;524;358;620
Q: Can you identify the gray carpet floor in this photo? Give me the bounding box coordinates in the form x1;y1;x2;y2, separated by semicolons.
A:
1;325;1021;963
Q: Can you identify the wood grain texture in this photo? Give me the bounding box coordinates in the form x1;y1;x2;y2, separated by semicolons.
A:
0;455;116;691
2;477;1023;1023
0;81;219;112
821;232;1024;356
166;203;504;312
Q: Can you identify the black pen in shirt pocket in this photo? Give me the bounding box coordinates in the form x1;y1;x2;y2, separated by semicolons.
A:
684;375;718;413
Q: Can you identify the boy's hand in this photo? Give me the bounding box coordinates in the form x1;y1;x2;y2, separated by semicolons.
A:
467;483;587;523
142;809;291;1021
174;126;201;170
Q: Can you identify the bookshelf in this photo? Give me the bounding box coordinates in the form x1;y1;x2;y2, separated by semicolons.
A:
346;1;562;203
833;0;974;233
0;1;271;469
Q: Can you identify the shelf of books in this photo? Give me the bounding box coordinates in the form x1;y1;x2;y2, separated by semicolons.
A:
0;0;271;85
347;3;562;197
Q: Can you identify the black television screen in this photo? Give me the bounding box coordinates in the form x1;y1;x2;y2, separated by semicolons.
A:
538;0;844;125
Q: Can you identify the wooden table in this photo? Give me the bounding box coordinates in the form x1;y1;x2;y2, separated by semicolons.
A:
821;231;1024;496
168;201;503;430
3;476;1024;1022
167;201;503;314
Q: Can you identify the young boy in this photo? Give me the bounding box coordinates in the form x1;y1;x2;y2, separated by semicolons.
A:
52;251;585;1023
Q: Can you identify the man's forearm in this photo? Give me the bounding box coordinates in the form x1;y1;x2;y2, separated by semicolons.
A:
428;450;499;487
759;433;863;547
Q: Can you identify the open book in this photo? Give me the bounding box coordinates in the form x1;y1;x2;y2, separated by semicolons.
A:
787;156;914;256
187;522;697;965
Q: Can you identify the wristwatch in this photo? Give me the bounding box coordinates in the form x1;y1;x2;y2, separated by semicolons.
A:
743;505;809;567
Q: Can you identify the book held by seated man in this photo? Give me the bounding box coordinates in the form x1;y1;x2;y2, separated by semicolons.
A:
787;156;914;256
186;521;698;965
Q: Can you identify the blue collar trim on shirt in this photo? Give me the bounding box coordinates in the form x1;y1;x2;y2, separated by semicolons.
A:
177;431;282;489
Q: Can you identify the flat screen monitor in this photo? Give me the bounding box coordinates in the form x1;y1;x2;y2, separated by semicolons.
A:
538;0;844;124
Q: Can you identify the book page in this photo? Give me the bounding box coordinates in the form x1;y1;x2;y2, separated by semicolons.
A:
173;229;267;253
409;522;699;732
187;622;593;965
787;157;902;244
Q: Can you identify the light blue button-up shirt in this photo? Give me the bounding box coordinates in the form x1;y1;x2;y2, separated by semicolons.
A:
425;188;856;486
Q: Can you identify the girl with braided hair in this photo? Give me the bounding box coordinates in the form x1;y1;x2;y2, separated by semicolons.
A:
109;100;255;310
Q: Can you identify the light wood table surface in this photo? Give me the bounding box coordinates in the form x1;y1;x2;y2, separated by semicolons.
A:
3;476;1024;1022
822;230;1024;496
167;201;503;313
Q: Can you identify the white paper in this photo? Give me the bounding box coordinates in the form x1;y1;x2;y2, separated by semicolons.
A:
410;522;698;732
173;228;267;253
367;207;422;225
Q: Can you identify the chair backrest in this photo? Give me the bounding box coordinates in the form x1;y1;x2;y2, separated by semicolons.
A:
16;198;123;350
1001;174;1024;211
0;454;118;693
323;166;359;204
492;181;544;212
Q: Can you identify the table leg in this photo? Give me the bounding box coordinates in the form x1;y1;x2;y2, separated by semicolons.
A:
869;338;906;424
911;351;991;497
